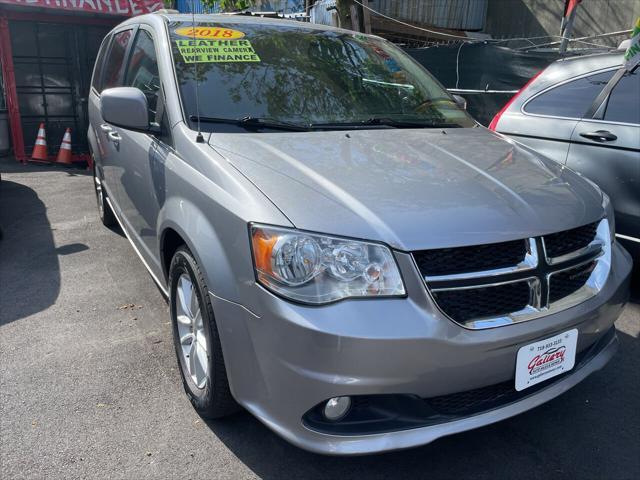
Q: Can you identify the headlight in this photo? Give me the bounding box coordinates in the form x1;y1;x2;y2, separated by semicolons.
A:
250;225;406;304
602;192;615;242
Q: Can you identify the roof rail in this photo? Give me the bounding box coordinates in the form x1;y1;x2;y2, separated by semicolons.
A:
222;11;284;18
157;10;302;20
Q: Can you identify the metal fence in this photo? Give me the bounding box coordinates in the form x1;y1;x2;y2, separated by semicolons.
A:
175;0;306;14
373;0;487;31
309;0;487;31
309;0;337;26
175;0;216;13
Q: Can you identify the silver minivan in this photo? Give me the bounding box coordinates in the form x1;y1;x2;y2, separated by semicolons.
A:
88;13;632;455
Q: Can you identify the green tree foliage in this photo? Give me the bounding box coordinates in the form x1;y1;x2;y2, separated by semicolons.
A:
200;0;255;12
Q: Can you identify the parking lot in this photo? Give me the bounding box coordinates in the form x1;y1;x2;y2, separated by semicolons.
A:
1;159;639;479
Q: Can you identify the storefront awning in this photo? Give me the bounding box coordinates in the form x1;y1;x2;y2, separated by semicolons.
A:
0;0;164;16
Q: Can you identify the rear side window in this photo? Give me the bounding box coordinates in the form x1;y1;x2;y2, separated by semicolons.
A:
524;70;614;119
102;29;133;90
604;70;639;124
124;30;160;122
91;35;111;92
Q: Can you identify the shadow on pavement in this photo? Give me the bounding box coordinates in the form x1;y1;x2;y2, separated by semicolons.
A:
107;222;126;239
0;179;61;325
55;242;89;255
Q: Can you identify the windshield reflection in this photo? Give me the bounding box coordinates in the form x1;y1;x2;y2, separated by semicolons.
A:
169;21;475;132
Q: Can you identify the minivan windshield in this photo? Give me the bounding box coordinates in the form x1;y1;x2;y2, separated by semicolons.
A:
169;21;476;132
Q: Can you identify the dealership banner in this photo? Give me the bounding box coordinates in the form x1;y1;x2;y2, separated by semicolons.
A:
0;0;164;16
624;17;640;71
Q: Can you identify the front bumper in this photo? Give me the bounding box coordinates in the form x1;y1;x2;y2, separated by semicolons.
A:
211;242;631;455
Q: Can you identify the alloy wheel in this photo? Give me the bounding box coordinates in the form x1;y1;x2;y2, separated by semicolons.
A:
175;273;209;389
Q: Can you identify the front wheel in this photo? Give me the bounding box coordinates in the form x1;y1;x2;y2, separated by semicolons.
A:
169;246;238;419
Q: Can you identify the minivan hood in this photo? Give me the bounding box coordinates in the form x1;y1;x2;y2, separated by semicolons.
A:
209;128;603;250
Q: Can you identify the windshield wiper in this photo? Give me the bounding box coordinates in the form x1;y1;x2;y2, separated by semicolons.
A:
189;115;310;132
311;117;462;129
190;115;462;131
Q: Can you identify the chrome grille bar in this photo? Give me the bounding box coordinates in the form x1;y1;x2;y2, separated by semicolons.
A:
415;219;611;330
542;237;604;265
424;238;539;282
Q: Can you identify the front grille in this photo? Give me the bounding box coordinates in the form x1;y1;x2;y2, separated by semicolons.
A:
427;380;516;415
414;239;527;277
432;281;531;323
549;261;597;303
544;222;598;259
415;219;607;329
425;327;613;416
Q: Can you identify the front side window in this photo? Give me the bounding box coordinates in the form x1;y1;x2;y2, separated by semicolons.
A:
604;70;639;124
524;70;614;119
168;22;475;132
125;29;160;123
91;35;111;92
102;29;133;91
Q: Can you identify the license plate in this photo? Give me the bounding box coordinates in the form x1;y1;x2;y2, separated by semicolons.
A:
515;329;578;391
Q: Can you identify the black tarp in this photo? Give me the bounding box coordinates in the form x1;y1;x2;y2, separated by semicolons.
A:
406;43;562;125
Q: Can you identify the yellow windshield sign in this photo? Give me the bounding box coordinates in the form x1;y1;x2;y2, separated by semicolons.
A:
174;26;245;40
176;39;261;63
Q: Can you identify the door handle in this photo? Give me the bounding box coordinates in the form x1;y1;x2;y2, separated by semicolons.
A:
100;123;112;132
107;131;121;143
579;130;617;142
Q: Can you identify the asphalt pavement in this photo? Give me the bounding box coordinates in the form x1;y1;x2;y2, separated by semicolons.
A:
1;159;639;479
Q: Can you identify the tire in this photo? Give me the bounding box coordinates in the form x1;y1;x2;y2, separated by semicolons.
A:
93;163;116;228
169;246;238;419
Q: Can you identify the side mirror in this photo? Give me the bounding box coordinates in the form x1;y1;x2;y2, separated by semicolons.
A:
100;87;156;132
452;94;467;110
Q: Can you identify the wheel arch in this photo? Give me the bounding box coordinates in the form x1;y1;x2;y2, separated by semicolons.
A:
157;191;276;409
158;197;241;302
160;227;186;282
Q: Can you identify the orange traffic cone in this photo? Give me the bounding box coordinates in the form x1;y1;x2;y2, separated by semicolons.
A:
31;123;49;162
56;128;73;165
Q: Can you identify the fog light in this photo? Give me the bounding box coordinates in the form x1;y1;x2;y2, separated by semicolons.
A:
323;396;351;421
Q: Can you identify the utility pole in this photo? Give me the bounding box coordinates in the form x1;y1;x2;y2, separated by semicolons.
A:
362;0;372;34
336;0;355;31
559;9;576;52
349;3;362;32
559;0;581;53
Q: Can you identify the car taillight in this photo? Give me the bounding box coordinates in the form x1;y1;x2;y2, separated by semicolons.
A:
488;69;544;131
